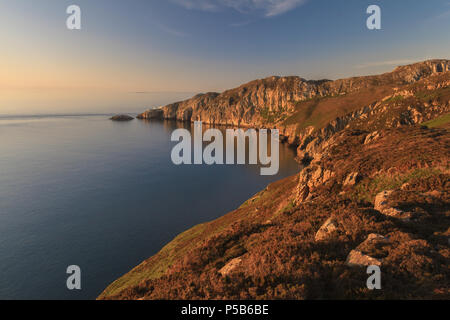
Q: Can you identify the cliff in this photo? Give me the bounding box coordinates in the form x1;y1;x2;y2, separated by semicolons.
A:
138;59;449;126
100;60;450;300
139;59;449;161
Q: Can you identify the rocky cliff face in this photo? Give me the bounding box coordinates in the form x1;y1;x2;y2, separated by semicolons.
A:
138;76;328;125
139;60;450;164
138;59;449;125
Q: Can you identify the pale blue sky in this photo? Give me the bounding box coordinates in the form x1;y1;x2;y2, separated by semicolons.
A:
0;0;449;113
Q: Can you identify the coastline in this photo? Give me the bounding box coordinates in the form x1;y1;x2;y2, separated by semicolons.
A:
99;60;450;300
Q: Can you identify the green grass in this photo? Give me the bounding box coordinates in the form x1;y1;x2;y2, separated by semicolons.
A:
283;98;324;133
239;192;262;208
260;107;287;123
278;199;296;215
415;87;450;102
350;168;443;203
383;95;404;103
422;113;450;128
282;86;394;133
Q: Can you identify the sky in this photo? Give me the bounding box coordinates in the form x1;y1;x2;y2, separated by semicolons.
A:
0;0;449;114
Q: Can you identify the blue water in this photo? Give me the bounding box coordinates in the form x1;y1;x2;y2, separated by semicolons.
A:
0;115;299;300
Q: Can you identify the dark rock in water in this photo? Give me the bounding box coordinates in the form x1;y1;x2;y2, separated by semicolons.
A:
110;115;134;121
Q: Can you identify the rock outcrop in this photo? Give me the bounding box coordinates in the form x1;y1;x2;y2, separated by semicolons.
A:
296;163;334;202
346;250;382;267
218;257;242;276
374;191;412;221
315;217;339;241
110;115;134;121
346;234;389;267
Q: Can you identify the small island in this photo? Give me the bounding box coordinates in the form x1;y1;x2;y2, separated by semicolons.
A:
110;115;134;121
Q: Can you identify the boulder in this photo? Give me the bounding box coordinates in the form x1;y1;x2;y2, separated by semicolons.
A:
346;250;382;267
374;190;405;217
364;233;390;245
346;234;390;267
219;258;242;277
315;218;339;241
296;164;334;203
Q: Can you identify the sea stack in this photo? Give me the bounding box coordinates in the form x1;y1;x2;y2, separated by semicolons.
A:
110;115;134;121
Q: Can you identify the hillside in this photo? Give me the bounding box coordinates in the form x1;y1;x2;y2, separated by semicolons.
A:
100;60;450;300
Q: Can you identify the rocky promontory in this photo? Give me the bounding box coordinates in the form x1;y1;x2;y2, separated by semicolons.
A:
138;59;450;163
138;60;449;126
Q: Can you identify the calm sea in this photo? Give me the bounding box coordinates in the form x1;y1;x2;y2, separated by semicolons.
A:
0;115;299;300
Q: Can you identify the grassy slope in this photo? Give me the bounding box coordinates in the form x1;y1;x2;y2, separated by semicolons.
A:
282;87;392;131
423;113;450;128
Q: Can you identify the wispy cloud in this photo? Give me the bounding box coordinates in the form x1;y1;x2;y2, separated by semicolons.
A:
436;11;450;19
172;0;308;17
355;59;420;69
431;1;450;19
435;7;450;19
